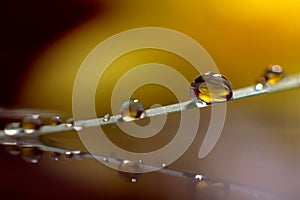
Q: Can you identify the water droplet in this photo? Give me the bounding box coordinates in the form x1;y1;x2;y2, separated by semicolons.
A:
50;116;62;126
118;160;143;183
190;72;233;106
21;115;43;134
65;118;74;127
65;150;82;160
4;122;22;136
120;99;145;121
103;114;110;122
49;151;61;161
264;64;285;85
195;174;203;181
21;146;43;164
255;77;268;91
162;163;166;167
3;144;21;156
102;157;108;163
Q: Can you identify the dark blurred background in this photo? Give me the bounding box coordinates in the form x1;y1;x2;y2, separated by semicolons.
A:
0;1;108;199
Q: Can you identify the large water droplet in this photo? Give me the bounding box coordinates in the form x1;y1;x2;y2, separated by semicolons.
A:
264;64;285;85
50;116;62;126
4;122;22;136
21;115;43;134
118;160;143;183
120;99;145;121
190;72;233;106
21;146;43;164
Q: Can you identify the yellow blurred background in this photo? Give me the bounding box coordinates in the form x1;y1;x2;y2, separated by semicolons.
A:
2;0;300;199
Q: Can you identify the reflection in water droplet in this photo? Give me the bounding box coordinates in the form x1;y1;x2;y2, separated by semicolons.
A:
21;146;43;164
3;144;21;156
118;160;143;183
190;72;233;106
4;123;22;136
49;151;61;161
120;99;145;121
21;115;43;134
50;116;62;126
264;64;285;85
103;114;110;122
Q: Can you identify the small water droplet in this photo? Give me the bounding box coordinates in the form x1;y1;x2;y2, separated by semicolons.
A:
190;72;233;106
65;118;74;127
103;114;110;122
162;163;166;167
49;151;61;161
120;99;145;121
118;160;143;183
3;144;21;156
50;116;62;126
65;150;82;160
195;174;203;181
102;157;108;163
255;77;268;91
264;64;285;85
21;115;43;134
4;122;22;136
21;146;43;164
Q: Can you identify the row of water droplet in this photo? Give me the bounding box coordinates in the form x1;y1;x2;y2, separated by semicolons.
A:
116;64;285;120
3;64;285;136
3;115;74;136
1;144;83;164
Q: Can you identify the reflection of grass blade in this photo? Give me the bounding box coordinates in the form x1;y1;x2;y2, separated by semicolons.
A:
1;140;292;200
0;137;292;200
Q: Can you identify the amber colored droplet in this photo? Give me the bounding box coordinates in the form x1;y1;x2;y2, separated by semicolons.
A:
120;99;145;121
21;115;43;134
118;160;143;183
190;72;233;105
264;64;285;85
50;116;62;126
21;146;43;164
